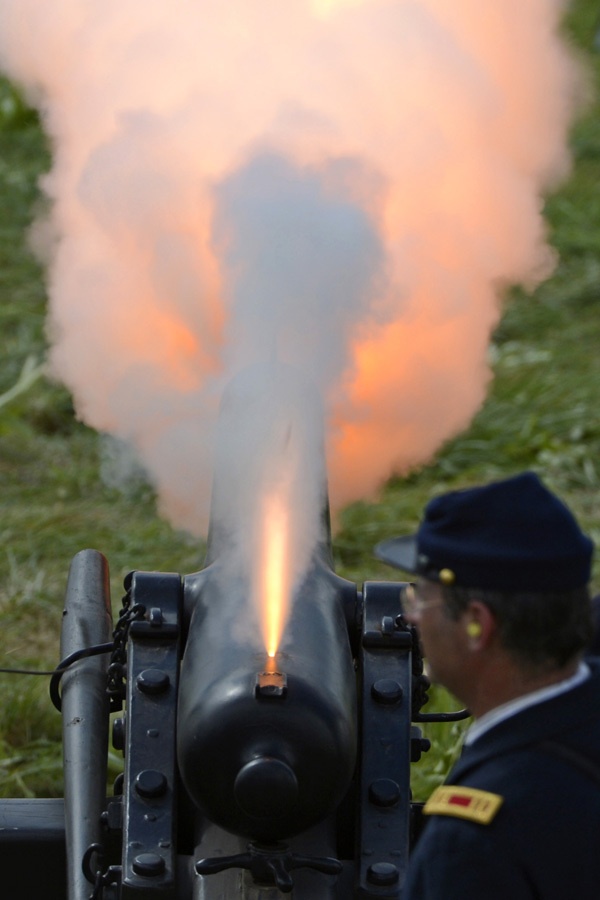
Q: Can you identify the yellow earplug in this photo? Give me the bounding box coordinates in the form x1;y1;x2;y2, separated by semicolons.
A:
466;621;482;638
439;568;455;585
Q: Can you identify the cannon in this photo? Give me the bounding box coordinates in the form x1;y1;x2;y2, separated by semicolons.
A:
0;365;467;899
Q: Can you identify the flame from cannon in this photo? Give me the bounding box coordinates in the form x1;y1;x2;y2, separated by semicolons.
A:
258;491;291;658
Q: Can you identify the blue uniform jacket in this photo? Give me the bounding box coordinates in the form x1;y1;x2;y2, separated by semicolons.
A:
406;659;600;899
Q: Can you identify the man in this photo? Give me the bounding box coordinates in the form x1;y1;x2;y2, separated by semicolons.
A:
376;471;600;899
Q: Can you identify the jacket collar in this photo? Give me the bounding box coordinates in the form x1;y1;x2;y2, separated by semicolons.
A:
449;658;600;783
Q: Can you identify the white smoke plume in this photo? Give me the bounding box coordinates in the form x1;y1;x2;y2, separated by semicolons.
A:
0;1;582;570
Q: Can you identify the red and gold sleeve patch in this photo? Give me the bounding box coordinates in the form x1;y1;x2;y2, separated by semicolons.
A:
423;785;503;825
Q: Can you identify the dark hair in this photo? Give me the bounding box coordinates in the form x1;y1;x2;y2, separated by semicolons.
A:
441;584;593;672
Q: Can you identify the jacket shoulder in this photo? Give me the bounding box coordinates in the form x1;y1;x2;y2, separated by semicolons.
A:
423;785;503;825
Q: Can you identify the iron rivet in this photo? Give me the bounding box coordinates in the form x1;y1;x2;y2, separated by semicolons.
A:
371;679;403;704
135;769;167;798
132;853;165;877
367;862;399;886
137;669;170;695
368;778;401;807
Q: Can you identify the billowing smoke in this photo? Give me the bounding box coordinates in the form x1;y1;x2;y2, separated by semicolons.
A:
0;1;581;595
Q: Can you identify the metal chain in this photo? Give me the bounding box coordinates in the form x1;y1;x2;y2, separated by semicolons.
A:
106;574;145;711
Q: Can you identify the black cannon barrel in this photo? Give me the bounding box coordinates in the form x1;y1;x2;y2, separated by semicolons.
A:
177;556;358;843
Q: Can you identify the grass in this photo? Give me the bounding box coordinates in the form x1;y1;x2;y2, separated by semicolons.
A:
0;1;599;800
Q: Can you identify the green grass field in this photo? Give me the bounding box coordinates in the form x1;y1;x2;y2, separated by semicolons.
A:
0;1;599;799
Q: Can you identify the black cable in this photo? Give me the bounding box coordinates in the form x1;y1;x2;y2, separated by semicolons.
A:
414;708;471;723
0;641;115;711
48;642;115;711
0;666;57;675
0;643;114;675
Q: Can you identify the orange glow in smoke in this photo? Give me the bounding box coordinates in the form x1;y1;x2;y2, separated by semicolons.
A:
257;492;291;658
130;307;203;392
0;0;581;542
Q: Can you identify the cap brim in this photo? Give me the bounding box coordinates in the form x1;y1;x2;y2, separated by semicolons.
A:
374;535;419;572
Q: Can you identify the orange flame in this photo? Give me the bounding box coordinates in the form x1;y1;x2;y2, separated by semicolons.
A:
257;491;291;658
264;654;279;674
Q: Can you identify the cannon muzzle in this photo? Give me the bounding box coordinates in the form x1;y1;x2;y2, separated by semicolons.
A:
177;555;358;843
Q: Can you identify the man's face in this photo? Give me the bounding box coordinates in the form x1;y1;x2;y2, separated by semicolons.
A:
404;578;467;700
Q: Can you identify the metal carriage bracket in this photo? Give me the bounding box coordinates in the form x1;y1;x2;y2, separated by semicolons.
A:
117;571;183;899
356;582;428;900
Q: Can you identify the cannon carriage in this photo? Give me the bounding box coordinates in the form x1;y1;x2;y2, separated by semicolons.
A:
0;365;467;899
0;541;462;899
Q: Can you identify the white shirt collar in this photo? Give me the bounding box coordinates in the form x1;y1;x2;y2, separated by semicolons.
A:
464;661;591;746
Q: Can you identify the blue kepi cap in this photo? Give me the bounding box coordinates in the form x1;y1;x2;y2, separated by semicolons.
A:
375;472;593;591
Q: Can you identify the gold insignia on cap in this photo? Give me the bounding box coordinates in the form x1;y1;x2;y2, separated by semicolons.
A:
439;568;455;585
424;785;503;825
